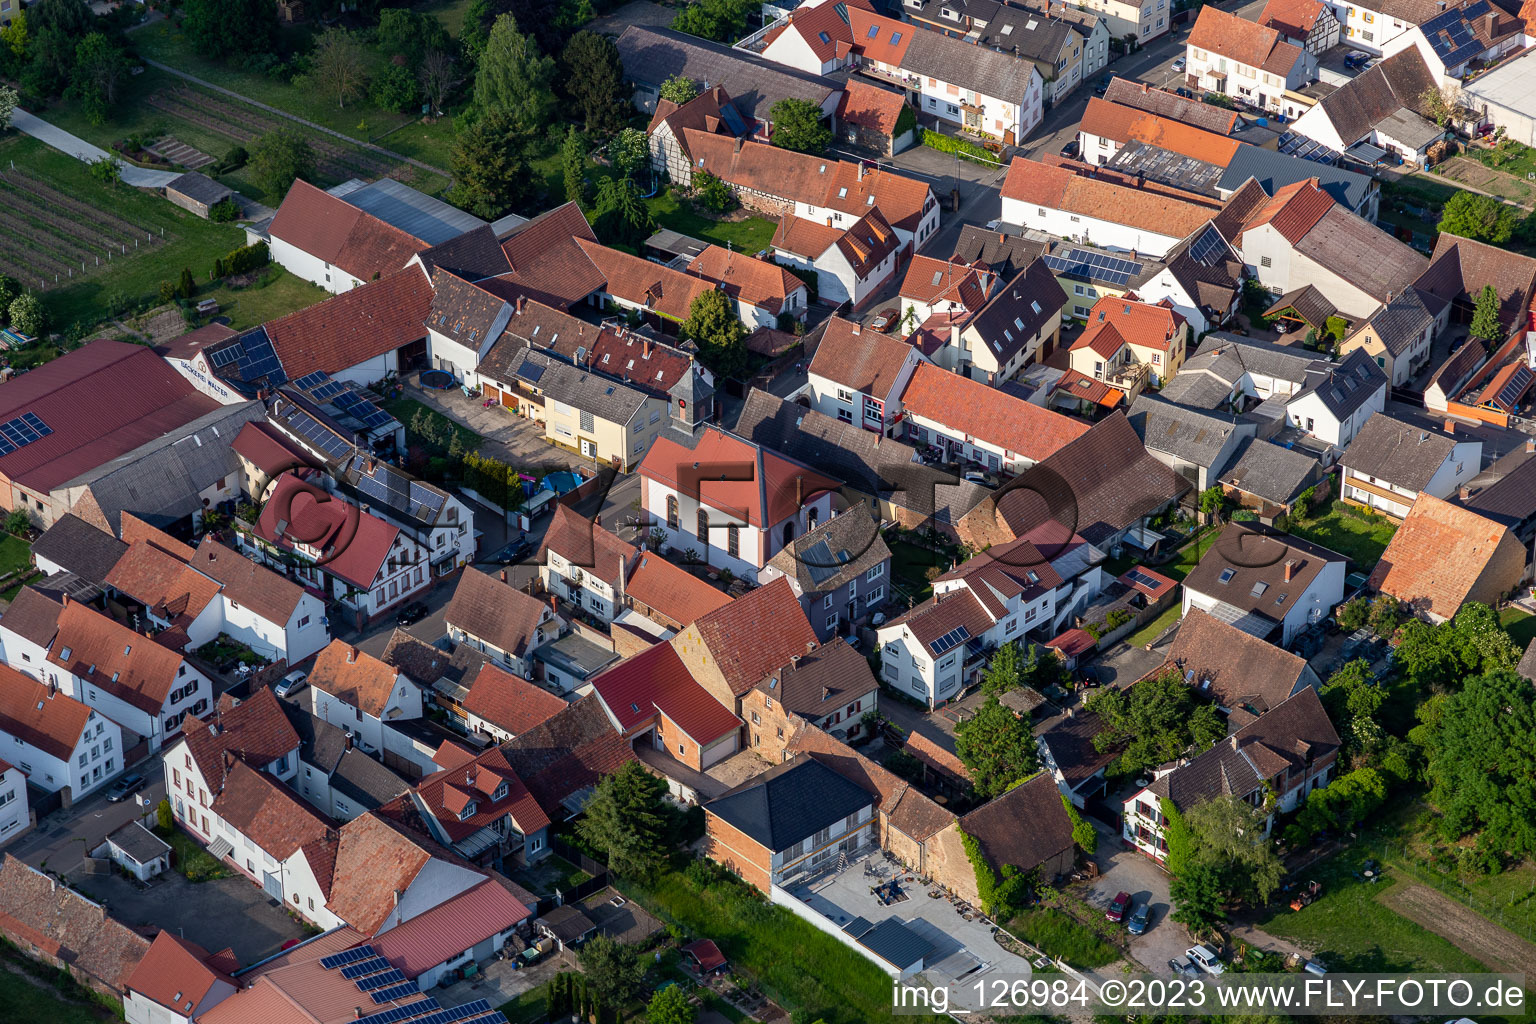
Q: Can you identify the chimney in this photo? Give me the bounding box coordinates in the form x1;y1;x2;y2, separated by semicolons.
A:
1229;734;1239;751
1483;10;1495;35
1459;484;1472;500
796;475;804;505
1386;290;1394;303
345;731;354;751
1527;437;1536;454
47;681;56;698
500;568;508;582
1444;418;1457;435
822;685;831;701
516;295;525;314
1283;558;1296;582
549;595;558;616
644;337;653;358
61;593;70;607
857;163;865;181
851;322;861;335
734;137;745;153
346;645;357;663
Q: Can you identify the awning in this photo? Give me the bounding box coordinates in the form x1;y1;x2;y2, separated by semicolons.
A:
1345;140;1389;164
206;836;234;861
1120;522;1165;551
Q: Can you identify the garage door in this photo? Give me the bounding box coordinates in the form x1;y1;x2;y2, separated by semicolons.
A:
262;871;283;900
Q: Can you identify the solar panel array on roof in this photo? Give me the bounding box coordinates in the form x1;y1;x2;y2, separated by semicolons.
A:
341;956;392;979
358;968;410;992
0;412;52;458
409;480;446;519
1043;248;1142;286
1126;568;1161;589
357;998;441;1024
235;328;286;386
408;999;500;1024
931;625;971;655
1421;2;1482;65
320;944;378;970
371;981;423;1004
1497;365;1533;410
1278;131;1340;164
280;403;353;461
1187;225;1226;268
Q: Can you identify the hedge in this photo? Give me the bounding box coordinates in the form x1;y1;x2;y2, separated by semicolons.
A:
224;240;270;276
921;129;1000;166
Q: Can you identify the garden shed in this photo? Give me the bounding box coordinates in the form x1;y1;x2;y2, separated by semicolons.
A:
103;821;172;881
165;172;233;220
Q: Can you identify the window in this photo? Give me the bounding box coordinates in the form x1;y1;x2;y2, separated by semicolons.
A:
866;563;884;581
666;495;679;530
751;711;761;724
824;594;835;609
696;508;708;541
579;409;595;432
868;585;885;603
726;524;739;557
1260;256;1272;268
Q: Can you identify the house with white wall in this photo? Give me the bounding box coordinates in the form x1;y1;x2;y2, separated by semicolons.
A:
772;209;902;309
123;930;237;1024
1340;413;1480;519
1186;5;1317;115
806;317;925;435
1180;523;1346;645
445;569;563;678
0;664;121;798
306;640;424;764
900;362;1090;475
263;180;424;294
1378;0;1525;86
639;426;841;582
0;758;26;845
425;268;513;387
539;504;639;625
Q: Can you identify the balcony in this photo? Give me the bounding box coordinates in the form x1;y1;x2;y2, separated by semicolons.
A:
1100;361;1151;392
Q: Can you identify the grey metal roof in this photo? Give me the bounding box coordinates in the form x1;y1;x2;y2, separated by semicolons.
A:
615;26;836;120
1217;145;1372;213
856;918;931;970
1128;394;1245;468
900;25;1040;104
705;757;874;851
1295;348;1388;419
166;171;232;206
509;348;650;424
31;513;127;585
106;822;171;865
1376;107;1443;150
1219;436;1320;505
343;178;488;246
1342;413;1457;491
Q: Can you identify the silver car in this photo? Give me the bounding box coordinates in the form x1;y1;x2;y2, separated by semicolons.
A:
1187;944;1226;975
275;670;308;699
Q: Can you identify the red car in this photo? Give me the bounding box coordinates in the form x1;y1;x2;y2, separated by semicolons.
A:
1106;891;1132;923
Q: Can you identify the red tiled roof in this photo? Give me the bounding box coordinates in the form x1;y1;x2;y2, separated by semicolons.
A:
905;728;970;780
503;695;637;816
575;237;715;321
126;930;234;1015
592;641;740;742
1051;367;1125;408
119;513;195;560
0;340;220;493
1080;98;1241;166
264;267;432;380
1190;5;1305;75
0;664;93;760
779;0;864;61
1260;0;1327;38
771;215;846;260
105;539;221;625
231;421;309;478
687;576;819;696
495;202;606;310
1074;295;1184;358
688;246;805;315
836;80;907;136
848;7;914;67
539;504;637;587
463;662;568;736
370;880;531;978
625;554;733;626
308;640;402;719
1243;178;1334;244
684;938;728;972
1001;157;1221;239
254;471;401;590
411;745;551;840
1368;494;1521;620
48;601;188;715
154;322;238;361
212;760;332;860
179;686;300;790
189;537;306;624
0;854;151;994
900;255;988;310
808;316;914;399
1046;627;1097;658
832;207;900;277
268;179;423;282
902;362;1090;462
324;812;439;937
637;427;841;529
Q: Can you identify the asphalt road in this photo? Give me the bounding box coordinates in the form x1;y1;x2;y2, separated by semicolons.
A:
8;760;167;875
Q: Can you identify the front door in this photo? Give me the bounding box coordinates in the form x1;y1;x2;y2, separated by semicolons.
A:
580;438;597;459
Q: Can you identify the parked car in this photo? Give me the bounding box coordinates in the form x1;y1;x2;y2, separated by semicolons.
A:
1106;891;1132;923
105;773;146;803
1128;903;1152;935
275;670;308;699
395;601;430;626
1175;87;1195;98
1171;57;1186;72
963;470;999;488
1344;49;1371;67
502;535;534;562
1060;138;1081;159
1169;956;1199;978
870;308;899;333
1187;944;1226;975
1304;960;1329;975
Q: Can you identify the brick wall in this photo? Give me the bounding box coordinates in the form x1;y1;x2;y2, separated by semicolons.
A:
656;714;706;770
704;811;773;893
924;822;979;904
741;688;798;760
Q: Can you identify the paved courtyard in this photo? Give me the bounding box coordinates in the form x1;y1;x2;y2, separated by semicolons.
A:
435;947;577;1009
69;866;306;965
788;849;1032;989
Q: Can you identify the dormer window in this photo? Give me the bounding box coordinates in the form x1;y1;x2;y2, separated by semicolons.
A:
494;781;508;800
458;801;477;821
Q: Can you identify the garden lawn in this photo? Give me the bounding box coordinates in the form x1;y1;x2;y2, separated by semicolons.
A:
890;539;944;602
382;397;484;455
159;826;233;882
1502;609;1536;650
0;535;34;581
1126;601;1181;648
0;136;248;331
499;982;551;1024
0;947;114;1023
193;267;328;330
622;868;946;1024
645;191;779;254
1008;907;1120;969
1253;850;1486;972
1286;501;1397;569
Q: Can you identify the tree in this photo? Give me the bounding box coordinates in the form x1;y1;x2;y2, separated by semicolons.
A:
1413;669;1536;864
251;128;316;197
1184;794;1285;903
681;288;748;380
609;126;650;181
953;695;1039;798
0;276;17;324
1169;862;1226;932
693;169;734;212
461;0;493;60
1470;283;1504;341
1420;84;1465;128
659;73;699;105
447;110;533;219
670;0;755;42
371;61;418;113
309;28;369;109
182;0;278;61
4;507;29;535
1199;484;1227;518
592;175;654;250
647;985;696;1024
0;83;17;131
69;32;127;125
1061;794;1097;853
473;14;556;132
981;641;1024;696
577;934;645;1007
560;31;627;136
577;760;671;881
375;8;451;69
24;0;93;98
419;51;458;117
1086;669;1225;777
1439;191;1516;245
0;15;28;74
562;127;589;207
1336;595;1369;632
1321;658;1385;762
1292;766;1387;840
8;293;45;338
179;267;196;300
1367;593;1403;637
88;154;121;186
156;797;173;832
769;97;831;154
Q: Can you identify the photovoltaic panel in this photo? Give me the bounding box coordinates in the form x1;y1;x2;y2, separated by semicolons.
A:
319;944;378;970
208;344;241;368
293;371;330;390
334;391;366;412
459;1014;510;1024
341;956;392;979
1126;568;1161;589
1187;226;1225;268
356;997;440;1024
409;481;445;517
931;625;970;655
311;379;347;400
356;969;409;992
1497;365;1533;409
21;413;50;436
370;981;422;1004
361;408;398;429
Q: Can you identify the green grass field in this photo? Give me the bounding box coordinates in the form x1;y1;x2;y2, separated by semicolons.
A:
0;135;249;331
1254;850;1487;972
645;191;779;255
1008;906;1121;969
1287;501;1398;569
0;947;115;1024
1502;608;1536;650
194;266;329;331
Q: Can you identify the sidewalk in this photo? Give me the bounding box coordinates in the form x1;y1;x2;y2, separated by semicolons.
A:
10;109;182;186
